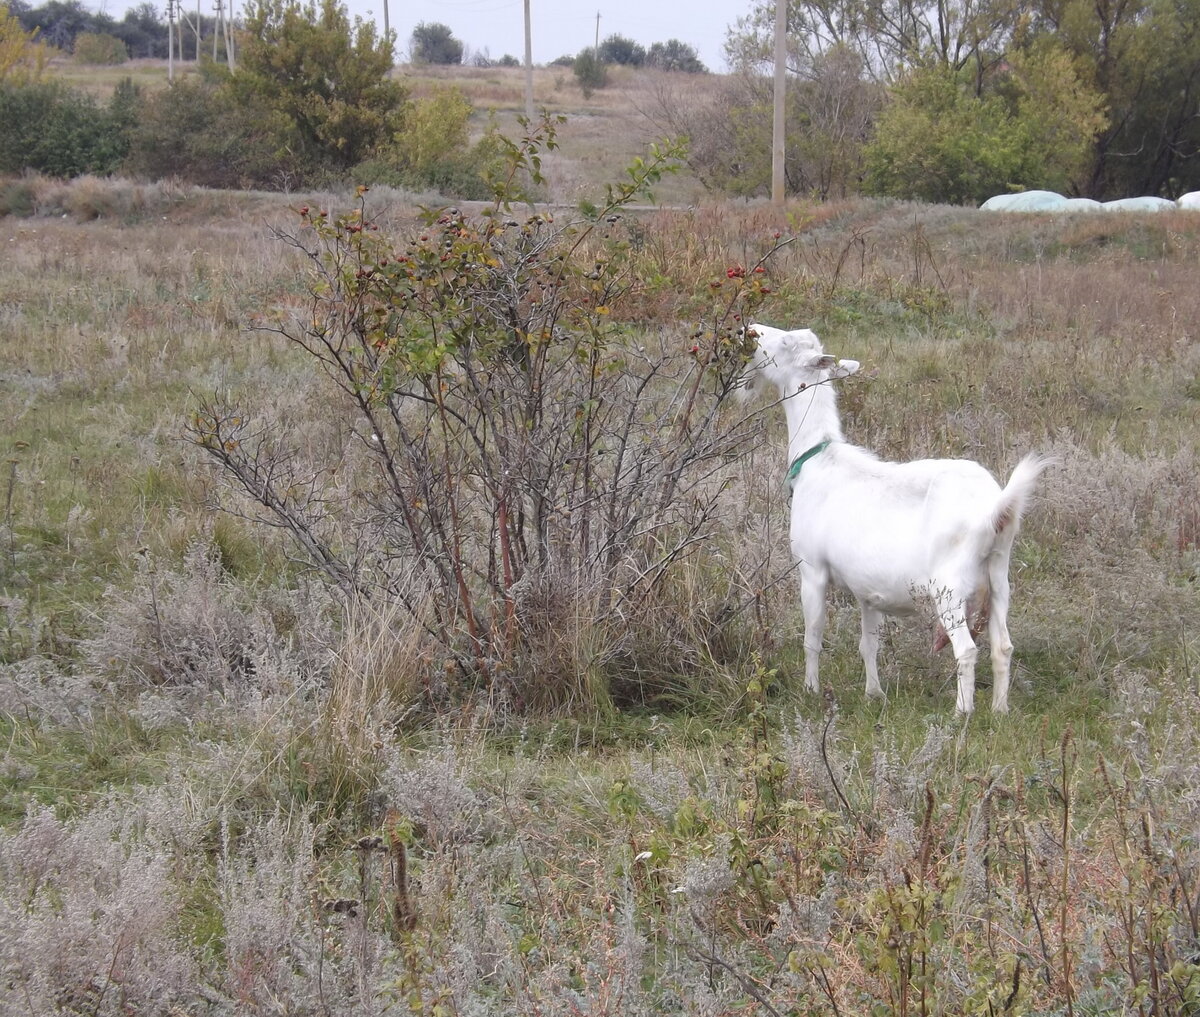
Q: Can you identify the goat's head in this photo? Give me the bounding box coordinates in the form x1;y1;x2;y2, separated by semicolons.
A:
739;324;860;400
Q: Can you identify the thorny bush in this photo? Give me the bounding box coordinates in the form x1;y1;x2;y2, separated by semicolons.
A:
188;117;782;709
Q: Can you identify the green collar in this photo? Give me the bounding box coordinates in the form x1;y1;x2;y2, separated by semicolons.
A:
786;440;831;487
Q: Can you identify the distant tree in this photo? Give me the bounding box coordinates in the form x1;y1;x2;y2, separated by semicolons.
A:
1;2;49;81
723;0;1196;200
724;0;1010;85
864;68;1019;204
644;44;878;198
863;57;1105;204
496;53;519;67
116;3;166;58
24;0;90;49
232;0;407;177
646;39;706;72
1029;0;1200;196
410;20;462;64
995;40;1108;194
573;46;608;96
598;33;645;65
121;2;160;33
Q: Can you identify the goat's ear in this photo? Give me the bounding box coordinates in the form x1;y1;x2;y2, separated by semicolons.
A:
832;358;861;378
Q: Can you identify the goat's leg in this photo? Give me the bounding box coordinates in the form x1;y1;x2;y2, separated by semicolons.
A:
799;566;828;693
987;560;1015;713
944;611;979;714
859;604;885;699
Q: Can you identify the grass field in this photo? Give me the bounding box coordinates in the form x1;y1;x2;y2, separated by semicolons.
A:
2;86;1200;1013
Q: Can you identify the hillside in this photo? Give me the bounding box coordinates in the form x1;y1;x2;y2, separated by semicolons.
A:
46;56;721;205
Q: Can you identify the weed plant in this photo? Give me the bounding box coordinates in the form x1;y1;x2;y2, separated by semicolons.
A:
2;165;1200;1013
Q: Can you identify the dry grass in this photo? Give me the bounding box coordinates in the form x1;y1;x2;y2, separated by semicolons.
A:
399;64;717;205
46;54;190;97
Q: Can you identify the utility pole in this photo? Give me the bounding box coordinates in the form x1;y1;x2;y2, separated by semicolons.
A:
175;0;197;63
523;0;534;120
771;0;787;206
213;0;232;65
594;10;600;49
382;0;390;62
167;0;175;82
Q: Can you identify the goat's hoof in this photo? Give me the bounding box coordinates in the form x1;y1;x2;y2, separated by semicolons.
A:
865;685;886;700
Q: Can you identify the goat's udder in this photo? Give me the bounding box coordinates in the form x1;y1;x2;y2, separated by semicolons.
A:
931;592;992;652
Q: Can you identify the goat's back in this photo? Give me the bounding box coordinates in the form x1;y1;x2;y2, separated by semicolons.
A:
789;445;1010;613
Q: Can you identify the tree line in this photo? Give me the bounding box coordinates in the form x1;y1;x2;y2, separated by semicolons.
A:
9;0;188;59
662;0;1198;202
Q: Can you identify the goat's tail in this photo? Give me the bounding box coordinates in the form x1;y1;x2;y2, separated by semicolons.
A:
992;453;1053;535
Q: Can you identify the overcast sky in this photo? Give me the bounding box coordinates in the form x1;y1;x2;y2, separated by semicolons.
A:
381;0;739;70
97;0;744;72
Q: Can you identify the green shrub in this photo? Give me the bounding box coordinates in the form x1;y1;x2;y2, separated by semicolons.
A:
864;68;1028;205
124;77;290;189
864;58;1106;205
353;86;503;199
0;79;134;177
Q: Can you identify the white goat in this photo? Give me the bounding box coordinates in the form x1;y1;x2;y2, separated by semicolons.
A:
742;324;1049;713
